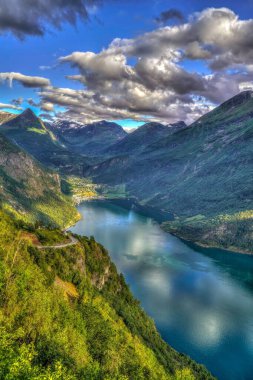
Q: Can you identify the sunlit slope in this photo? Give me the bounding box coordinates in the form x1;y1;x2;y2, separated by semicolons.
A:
0;209;214;379
0;132;78;227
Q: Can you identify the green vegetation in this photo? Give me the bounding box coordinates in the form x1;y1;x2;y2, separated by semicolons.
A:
99;183;128;199
35;228;69;246
27;127;47;134
63;177;99;202
0;209;214;379
163;210;253;254
0;108;86;175
0;133;79;228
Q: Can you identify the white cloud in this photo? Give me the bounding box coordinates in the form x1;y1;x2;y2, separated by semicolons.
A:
0;102;22;110
0;72;50;88
6;7;253;124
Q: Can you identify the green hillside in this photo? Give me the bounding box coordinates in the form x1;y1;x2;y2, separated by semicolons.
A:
0;109;87;175
104;122;187;156
0;132;78;227
0;209;213;379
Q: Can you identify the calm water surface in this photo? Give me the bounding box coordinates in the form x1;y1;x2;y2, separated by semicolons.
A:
70;200;253;380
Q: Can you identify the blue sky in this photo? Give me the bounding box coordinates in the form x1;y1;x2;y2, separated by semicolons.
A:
1;0;253;127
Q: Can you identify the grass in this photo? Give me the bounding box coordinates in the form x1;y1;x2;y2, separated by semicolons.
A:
27;127;47;134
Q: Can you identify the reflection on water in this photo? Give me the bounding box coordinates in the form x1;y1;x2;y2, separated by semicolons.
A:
70;201;253;380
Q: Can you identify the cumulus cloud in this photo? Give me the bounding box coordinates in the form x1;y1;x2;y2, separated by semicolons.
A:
0;102;22;110
0;72;50;88
0;0;104;39
36;7;253;124
40;101;54;112
155;9;185;25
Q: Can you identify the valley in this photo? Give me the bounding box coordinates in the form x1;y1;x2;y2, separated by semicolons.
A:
0;92;252;253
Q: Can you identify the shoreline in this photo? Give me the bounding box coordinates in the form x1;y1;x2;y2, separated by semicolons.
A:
71;196;252;256
164;229;253;256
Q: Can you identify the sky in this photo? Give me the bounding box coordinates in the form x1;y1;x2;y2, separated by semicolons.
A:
1;0;253;128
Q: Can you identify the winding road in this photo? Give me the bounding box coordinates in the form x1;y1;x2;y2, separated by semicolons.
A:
37;234;78;250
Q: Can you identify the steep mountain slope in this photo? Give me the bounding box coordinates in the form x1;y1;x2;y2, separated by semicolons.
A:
0;132;78;226
0;109;87;174
0;111;16;124
86;91;253;253
49;119;127;155
0;209;213;379
104;121;187;155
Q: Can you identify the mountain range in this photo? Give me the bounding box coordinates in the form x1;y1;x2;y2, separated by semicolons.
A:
0;92;252;253
49;119;127;155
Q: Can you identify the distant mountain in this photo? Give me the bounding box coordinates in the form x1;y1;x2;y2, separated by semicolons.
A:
85;91;253;253
2;94;252;253
49;119;127;155
0;109;88;175
0;132;78;226
105;121;187;155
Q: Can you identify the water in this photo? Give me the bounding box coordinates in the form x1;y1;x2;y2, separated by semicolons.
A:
70;200;253;380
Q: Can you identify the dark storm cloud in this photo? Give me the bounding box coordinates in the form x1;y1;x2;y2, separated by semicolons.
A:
155;9;184;25
0;0;102;38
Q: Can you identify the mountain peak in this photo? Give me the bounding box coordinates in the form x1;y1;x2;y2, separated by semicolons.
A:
21;107;37;119
221;90;253;111
1;107;42;130
170;121;187;129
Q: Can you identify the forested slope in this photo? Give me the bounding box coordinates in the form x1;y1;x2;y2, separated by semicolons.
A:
0;210;214;379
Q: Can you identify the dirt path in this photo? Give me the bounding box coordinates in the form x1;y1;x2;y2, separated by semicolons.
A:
37;234;78;250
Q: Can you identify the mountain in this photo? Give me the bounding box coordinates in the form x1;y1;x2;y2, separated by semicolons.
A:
0;108;89;175
104;121;187;156
49;119;127;155
0;132;78;227
85;91;253;253
0;111;16;124
0;208;213;379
